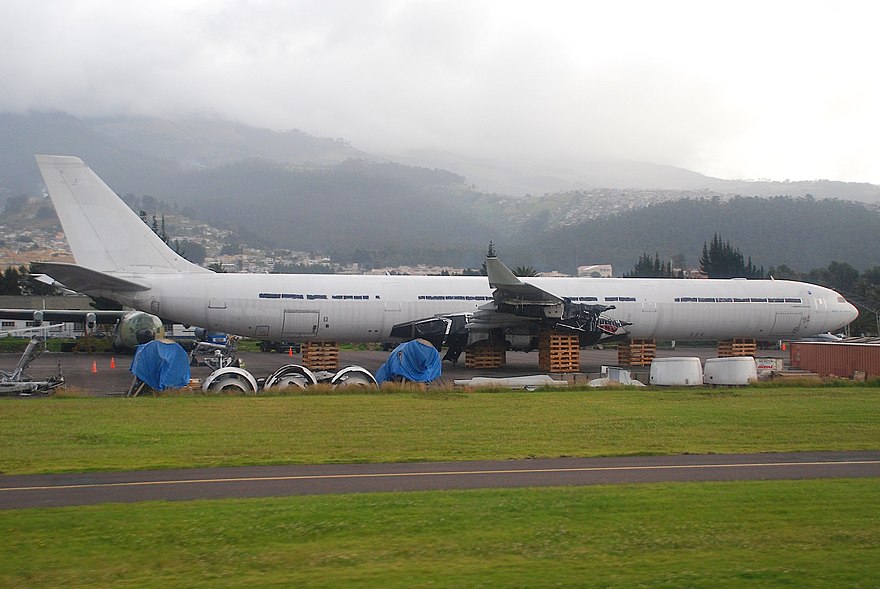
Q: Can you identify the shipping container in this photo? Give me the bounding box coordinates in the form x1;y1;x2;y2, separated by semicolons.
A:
789;341;880;378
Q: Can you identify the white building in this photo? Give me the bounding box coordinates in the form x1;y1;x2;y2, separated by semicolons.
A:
577;264;613;278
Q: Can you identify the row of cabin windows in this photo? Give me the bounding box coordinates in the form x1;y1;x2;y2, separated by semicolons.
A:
674;297;802;303
259;293;374;300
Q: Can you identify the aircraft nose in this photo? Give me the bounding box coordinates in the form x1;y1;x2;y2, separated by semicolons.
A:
845;301;859;324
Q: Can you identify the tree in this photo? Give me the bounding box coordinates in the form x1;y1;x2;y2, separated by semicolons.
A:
175;240;206;264
767;264;800;280
624;252;675;278
2;195;28;215
699;234;764;279
0;267;21;295
35;206;56;220
826;261;859;292
513;265;538;277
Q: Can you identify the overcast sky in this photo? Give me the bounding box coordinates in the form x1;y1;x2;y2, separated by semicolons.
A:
2;0;878;183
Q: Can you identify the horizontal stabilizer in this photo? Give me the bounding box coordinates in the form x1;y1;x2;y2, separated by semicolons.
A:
0;308;131;324
32;262;150;294
485;257;562;305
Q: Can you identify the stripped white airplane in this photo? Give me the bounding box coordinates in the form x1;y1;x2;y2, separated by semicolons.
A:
33;155;858;363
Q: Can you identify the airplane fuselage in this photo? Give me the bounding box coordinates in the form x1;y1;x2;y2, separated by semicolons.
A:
112;272;854;342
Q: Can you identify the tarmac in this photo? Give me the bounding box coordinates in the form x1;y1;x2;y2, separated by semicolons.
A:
2;451;877;509
2;345;789;395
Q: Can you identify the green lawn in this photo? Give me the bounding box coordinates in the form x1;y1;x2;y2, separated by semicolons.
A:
1;479;877;588
1;387;878;475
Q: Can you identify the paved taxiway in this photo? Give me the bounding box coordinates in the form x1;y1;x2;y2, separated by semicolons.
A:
3;346;788;395
1;452;877;509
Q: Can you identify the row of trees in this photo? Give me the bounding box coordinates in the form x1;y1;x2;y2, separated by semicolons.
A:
698;234;764;279
625;234;764;279
623;253;680;278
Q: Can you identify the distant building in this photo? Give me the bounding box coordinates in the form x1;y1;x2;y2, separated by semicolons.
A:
577;264;613;278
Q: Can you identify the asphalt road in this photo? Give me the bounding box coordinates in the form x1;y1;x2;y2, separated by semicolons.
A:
1;451;877;509
3;345;788;395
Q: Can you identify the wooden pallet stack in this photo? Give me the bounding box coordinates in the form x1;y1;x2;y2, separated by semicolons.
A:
301;341;339;371
617;338;657;366
464;340;506;369
538;331;580;373
718;338;757;357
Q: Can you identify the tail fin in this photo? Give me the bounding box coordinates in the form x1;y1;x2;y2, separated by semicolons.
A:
35;155;209;274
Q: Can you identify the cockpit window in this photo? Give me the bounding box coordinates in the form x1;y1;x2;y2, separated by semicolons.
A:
837;296;846;303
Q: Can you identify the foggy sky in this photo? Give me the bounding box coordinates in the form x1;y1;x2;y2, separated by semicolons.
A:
2;0;878;183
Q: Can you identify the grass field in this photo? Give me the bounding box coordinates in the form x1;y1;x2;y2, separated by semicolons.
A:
1;479;878;587
1;386;878;475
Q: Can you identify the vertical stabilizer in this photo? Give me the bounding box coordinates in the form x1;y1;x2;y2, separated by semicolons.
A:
35;155;209;274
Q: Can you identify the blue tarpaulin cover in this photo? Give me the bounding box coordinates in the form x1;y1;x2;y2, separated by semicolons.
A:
130;339;191;390
375;339;442;384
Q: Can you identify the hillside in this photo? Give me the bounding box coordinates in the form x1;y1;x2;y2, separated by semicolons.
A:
511;196;880;273
156;158;491;258
0;112;375;199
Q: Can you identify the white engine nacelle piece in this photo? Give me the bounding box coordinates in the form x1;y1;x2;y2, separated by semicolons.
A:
202;364;378;394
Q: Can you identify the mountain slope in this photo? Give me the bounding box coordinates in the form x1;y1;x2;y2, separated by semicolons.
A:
158;158;490;255
0;112;376;198
513;196;880;273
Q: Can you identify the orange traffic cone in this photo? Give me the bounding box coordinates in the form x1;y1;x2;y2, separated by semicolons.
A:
288;346;293;357
110;357;116;369
91;360;98;373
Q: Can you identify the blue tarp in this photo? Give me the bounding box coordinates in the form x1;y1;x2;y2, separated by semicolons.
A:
130;339;191;391
375;339;442;384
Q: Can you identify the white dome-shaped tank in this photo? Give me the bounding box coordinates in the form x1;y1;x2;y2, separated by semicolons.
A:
649;357;703;386
704;357;758;386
